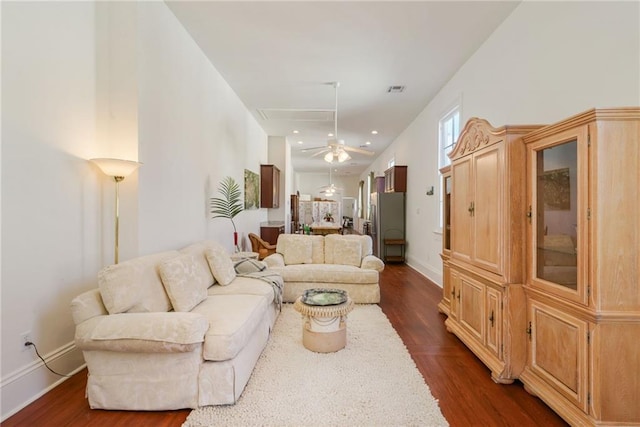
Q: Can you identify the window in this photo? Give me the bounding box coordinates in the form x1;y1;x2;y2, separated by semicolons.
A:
387;157;395;169
439;106;460;169
439;105;460;228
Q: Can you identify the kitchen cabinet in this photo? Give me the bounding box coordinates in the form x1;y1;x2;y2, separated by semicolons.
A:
260;164;280;208
260;221;284;245
384;166;407;192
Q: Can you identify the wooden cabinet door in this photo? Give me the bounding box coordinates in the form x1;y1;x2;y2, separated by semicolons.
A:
472;144;502;274
459;274;485;342
260;165;280;208
449;268;460;321
438;256;453;315
451;157;473;263
486;287;502;358
527;299;589;413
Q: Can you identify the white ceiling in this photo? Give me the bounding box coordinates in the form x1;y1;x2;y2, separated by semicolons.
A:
166;1;520;176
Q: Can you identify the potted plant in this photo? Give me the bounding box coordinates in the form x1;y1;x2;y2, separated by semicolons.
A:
210;176;244;252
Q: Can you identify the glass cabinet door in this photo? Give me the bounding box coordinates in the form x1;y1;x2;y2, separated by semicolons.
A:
527;127;588;305
443;172;452;251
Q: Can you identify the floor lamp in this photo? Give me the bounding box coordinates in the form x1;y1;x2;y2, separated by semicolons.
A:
90;158;141;264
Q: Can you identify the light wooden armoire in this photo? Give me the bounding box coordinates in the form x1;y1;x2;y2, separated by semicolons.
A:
519;108;640;426
442;118;542;384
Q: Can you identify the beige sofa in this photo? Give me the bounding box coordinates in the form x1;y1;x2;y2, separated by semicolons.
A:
263;234;384;303
70;241;282;410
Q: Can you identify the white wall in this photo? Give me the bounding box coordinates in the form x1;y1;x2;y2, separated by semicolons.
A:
294;172;360;200
136;2;268;255
362;1;640;285
1;2;100;418
0;1;268;419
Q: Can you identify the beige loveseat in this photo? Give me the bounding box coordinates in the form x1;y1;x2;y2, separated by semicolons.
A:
263;234;384;303
70;240;282;410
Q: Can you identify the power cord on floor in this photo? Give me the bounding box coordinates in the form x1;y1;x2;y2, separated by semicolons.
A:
24;341;73;377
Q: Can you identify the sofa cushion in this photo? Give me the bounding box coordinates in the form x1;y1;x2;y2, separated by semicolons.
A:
179;241;219;286
324;235;373;265
205;247;236;286
159;254;209;312
207;276;274;304
191;294;267;361
269;263;378;284
325;237;361;267
87;312;208;345
310;235;325;263
278;234;313;265
98;251;179;314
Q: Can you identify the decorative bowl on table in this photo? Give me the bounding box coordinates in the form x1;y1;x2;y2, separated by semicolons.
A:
301;288;348;306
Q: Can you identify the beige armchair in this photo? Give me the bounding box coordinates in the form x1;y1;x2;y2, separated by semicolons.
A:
249;233;277;260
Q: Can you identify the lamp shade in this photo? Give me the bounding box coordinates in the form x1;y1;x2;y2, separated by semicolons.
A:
324;152;334;163
90;158;141;178
337;150;350;163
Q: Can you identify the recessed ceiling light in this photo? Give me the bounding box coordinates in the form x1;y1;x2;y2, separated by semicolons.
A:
365;141;371;145
293;130;299;134
297;141;303;144
328;133;334;137
371;130;378;135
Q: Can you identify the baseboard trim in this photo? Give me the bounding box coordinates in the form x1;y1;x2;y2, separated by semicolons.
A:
1;341;85;422
405;256;443;287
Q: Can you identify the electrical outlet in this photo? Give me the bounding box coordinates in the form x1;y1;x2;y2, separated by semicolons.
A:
21;331;32;352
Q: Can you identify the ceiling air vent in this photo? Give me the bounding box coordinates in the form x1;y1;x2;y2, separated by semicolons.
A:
387;85;405;93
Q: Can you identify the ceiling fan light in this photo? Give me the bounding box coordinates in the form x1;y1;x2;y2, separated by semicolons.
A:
337;150;350;162
324;152;334;163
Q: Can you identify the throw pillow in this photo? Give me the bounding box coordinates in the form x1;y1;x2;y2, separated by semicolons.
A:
158;254;209;312
178;242;217;287
204;247;236;286
98;251;177;314
234;258;267;274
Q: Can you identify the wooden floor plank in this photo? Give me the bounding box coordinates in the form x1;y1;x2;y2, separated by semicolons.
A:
2;263;566;426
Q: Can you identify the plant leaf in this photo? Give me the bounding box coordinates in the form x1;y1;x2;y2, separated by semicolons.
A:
210;176;244;230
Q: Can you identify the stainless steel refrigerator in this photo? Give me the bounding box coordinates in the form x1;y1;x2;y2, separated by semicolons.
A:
369;192;405;260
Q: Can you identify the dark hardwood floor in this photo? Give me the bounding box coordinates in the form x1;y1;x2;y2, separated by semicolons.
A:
3;263;567;427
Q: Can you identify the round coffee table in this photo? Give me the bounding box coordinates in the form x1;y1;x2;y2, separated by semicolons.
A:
293;291;354;353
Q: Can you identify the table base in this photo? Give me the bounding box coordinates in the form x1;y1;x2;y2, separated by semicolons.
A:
303;322;346;353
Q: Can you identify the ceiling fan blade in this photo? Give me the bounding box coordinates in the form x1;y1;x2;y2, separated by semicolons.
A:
310;148;331;158
300;145;327;153
343;146;375;155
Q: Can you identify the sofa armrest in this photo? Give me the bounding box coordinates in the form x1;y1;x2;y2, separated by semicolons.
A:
361;255;385;272
263;252;285;268
75;311;209;353
71;289;108;325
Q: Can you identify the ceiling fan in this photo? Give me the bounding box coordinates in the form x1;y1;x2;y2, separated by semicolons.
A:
302;82;375;163
318;167;342;195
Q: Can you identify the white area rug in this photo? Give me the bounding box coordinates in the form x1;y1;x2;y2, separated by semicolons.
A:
183;304;448;427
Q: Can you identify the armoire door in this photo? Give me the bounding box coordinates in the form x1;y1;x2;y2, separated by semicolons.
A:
472;144;502;274
451;156;473;263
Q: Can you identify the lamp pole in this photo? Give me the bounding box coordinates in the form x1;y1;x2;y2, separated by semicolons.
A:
114;176;124;264
90;158;141;265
